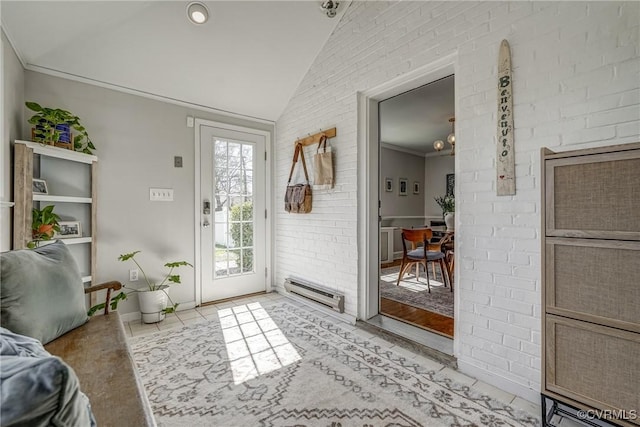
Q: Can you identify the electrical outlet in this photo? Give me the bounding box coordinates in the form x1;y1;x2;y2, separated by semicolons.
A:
129;269;139;281
149;188;174;201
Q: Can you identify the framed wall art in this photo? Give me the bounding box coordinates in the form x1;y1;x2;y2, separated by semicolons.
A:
385;177;393;192
446;173;455;196
399;178;408;196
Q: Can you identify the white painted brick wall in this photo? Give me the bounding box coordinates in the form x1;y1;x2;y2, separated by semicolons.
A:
275;0;640;398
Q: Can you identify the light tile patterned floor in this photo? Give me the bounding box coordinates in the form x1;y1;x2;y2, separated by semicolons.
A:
123;292;541;418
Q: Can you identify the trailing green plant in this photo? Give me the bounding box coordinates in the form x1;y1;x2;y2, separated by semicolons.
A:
87;292;127;317
434;194;455;216
26;101;96;154
89;251;192;316
230;201;253;272
28;205;61;248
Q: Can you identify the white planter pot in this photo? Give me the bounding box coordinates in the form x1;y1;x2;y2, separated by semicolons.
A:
138;286;168;324
444;212;455;231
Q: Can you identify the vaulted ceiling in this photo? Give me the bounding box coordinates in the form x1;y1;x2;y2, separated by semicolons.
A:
1;1;348;121
3;1;454;147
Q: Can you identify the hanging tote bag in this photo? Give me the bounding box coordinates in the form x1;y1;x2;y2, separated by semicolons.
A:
313;134;334;190
284;143;312;213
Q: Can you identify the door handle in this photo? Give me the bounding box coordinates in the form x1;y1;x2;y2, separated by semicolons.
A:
202;219;210;228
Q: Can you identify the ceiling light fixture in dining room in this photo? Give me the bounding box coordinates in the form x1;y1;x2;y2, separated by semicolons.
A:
447;117;455;156
433;117;455;155
320;0;340;18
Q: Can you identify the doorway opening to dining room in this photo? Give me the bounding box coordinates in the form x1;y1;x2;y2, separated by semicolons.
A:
378;74;455;338
357;56;457;356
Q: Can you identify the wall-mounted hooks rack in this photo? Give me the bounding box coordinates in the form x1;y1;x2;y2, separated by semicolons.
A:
295;127;336;147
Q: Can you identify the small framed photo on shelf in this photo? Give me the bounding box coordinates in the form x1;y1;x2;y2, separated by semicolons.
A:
413;181;420;194
385;177;393;192
32;178;49;195
54;221;82;239
399;178;408;196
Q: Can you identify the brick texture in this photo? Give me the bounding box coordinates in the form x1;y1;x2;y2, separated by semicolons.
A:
274;1;640;396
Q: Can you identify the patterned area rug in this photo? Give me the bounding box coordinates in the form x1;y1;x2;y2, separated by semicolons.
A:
130;300;538;427
380;266;454;318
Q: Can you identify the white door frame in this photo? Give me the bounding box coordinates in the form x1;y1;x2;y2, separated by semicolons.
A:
357;53;457;323
194;118;272;305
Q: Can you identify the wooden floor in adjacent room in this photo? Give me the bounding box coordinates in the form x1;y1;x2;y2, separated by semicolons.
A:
380;297;454;338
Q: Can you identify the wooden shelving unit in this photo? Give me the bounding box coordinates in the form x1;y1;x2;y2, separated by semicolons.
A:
33;195;93;203
541;142;640;427
13;140;98;294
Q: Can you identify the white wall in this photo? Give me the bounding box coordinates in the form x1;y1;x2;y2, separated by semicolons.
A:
274;1;640;401
1;31;24;252
380;146;424;217
424;154;454;218
24;71;273;316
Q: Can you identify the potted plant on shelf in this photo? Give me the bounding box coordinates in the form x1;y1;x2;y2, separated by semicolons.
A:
25;101;96;154
28;205;61;248
434;194;455;231
90;251;193;323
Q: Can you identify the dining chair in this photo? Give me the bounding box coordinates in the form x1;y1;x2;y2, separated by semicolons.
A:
445;249;454;291
428;232;454;289
396;228;449;293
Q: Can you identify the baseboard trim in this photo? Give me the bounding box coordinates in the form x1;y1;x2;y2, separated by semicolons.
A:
178;301;197;311
119;311;141;323
118;301;197;323
457;359;540;404
277;289;357;325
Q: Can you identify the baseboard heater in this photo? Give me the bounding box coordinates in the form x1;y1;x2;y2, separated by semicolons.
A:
284;278;344;313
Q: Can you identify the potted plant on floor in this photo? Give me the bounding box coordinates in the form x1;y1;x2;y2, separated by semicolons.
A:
96;251;193;323
26;101;96;154
28;205;61;248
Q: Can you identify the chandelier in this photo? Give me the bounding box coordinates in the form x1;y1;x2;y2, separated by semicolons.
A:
433;117;455;156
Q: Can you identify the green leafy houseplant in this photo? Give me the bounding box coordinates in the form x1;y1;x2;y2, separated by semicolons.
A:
26;101;96;154
29;205;61;248
89;251;192;317
434;194;455;216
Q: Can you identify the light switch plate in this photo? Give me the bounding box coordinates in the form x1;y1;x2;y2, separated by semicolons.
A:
150;188;174;201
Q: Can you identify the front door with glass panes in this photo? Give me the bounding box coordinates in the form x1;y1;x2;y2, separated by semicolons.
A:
200;125;266;303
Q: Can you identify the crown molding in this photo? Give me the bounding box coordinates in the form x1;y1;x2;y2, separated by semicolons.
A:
24;64;275;125
380;142;426;158
425;150;454;159
1;25;27;69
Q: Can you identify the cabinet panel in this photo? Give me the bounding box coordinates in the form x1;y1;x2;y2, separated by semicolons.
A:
545;149;640;240
545;316;640;425
546;238;640;330
542;143;640;427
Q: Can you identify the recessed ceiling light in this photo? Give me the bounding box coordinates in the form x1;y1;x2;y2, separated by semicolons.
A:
187;2;209;25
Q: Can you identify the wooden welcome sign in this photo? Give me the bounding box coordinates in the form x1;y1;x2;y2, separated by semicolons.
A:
497;39;515;196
